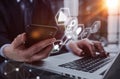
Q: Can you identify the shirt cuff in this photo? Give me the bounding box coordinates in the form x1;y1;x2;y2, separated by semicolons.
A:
0;44;11;58
65;40;73;51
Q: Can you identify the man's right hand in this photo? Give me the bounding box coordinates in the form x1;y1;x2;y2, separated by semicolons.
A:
3;33;56;63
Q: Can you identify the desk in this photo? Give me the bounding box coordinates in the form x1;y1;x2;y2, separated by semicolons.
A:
0;60;73;79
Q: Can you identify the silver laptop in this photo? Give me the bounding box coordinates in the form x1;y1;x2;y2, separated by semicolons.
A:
103;51;120;79
26;45;119;79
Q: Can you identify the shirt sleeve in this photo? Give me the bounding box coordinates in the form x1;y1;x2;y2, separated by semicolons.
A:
65;40;73;51
0;44;10;58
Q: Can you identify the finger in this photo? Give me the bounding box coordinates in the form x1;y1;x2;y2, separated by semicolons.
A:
29;45;53;62
12;33;25;48
69;41;83;56
22;33;26;43
83;43;96;57
93;41;107;57
26;38;56;56
89;44;96;57
77;40;96;57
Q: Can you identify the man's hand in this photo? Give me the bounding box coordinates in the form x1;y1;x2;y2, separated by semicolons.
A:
68;38;108;57
3;33;56;63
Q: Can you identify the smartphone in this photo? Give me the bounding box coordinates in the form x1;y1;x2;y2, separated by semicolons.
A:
25;24;58;47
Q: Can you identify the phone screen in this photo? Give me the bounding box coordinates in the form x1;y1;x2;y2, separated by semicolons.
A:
25;24;58;47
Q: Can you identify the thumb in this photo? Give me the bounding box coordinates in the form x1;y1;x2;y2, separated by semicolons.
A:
12;33;26;48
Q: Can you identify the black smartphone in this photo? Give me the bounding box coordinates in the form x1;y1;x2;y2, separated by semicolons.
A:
25;24;58;47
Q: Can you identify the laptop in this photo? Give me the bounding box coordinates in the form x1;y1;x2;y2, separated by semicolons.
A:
26;45;119;79
103;51;120;79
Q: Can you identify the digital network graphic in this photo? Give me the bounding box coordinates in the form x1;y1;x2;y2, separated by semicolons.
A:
1;8;101;79
1;60;43;79
53;8;101;53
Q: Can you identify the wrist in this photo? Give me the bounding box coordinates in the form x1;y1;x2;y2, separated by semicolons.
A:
65;40;74;51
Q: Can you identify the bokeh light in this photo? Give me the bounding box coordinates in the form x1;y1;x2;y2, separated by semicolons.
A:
106;0;119;9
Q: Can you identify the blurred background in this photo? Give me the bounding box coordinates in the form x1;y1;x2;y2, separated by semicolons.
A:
51;0;120;52
77;0;120;46
52;0;120;46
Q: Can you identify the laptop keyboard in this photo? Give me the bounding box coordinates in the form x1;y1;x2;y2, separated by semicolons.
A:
59;56;113;73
